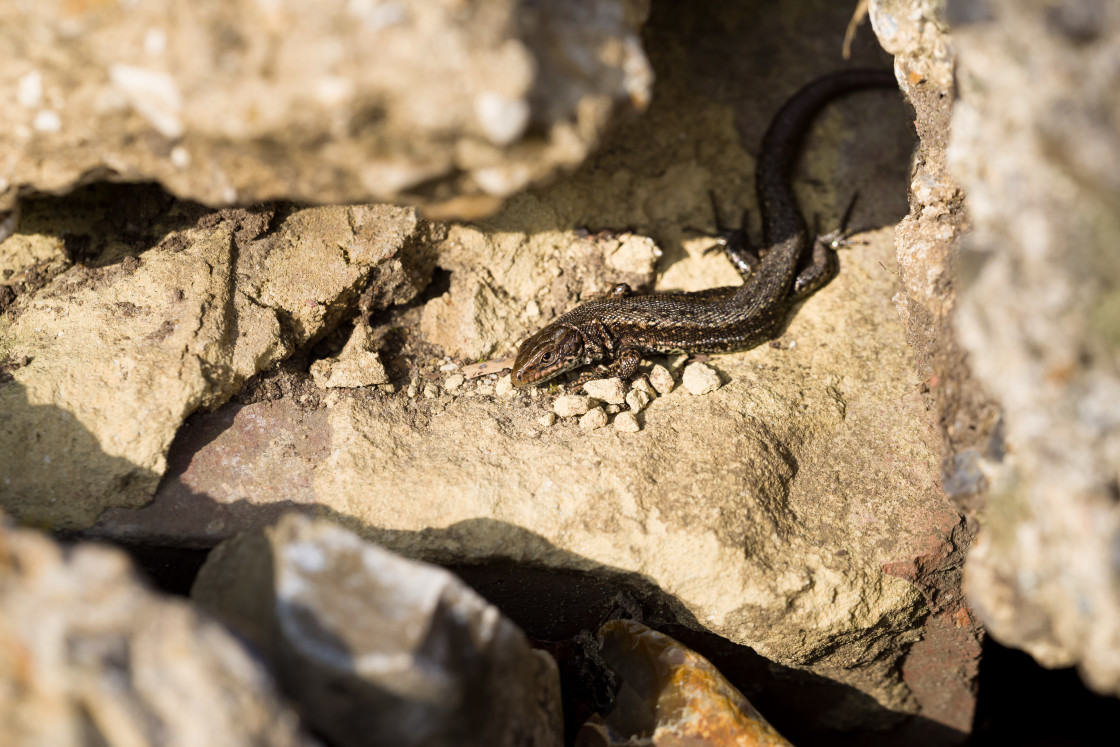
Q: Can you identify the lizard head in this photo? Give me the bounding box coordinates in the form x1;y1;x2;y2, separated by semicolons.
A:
511;323;585;387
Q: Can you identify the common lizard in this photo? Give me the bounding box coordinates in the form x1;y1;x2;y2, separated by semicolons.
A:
511;69;898;388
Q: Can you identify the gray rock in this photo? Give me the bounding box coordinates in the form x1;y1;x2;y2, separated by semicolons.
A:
192;514;562;747
0;518;310;747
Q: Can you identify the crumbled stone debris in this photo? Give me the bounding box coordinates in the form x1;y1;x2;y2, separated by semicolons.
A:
682;362;721;395
626;388;651;412
444;373;465;392
649;364;675;395
613;411;640;433
581;377;626;404
537;412;557;427
579;407;609;430
554;395;595;418
495;374;515;397
631;376;656;399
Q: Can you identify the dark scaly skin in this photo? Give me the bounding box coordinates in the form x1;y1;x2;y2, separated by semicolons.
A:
512;69;898;388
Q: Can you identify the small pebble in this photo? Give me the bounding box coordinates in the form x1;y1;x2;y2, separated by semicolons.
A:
444;373;465;391
439;362;459;372
537;412;556;427
605;404;621;415
495;374;515;397
474;383;495;397
423;383;438;399
582;377;626;404
682;362;721;395
631;377;656;398
649;364;675;395
554;394;595;418
613;411;640;432
579;407;609;430
407;382;419;398
626;388;651;412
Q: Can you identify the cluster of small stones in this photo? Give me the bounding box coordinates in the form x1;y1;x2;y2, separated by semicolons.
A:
543;360;723;433
397;354;723;434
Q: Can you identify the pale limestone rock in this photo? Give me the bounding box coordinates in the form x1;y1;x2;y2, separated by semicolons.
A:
554;395;595;418
626;388;651;412
495;374;515;398
579;407;609;430
444;373;466;392
537;412;557;427
582;377;627;404
631;376;656;399
0;202;427;528
613;411;640;433
649;364;675;395
683;362;722;395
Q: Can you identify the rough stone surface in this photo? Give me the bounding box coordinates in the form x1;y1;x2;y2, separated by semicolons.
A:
0;516;310;747
0;194;434;528
582;377;627;404
649;365;675;395
613;411;641;433
947;0;1120;695
0;0;652;219
682;362;722;396
554;395;595;418
192;514;563;747
579;407;610;430
310;324;391;389
61;0;973;737
625;388;651;413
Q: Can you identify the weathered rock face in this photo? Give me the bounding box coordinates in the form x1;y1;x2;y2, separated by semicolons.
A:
192;514;563;747
0;191;437;528
0;0;651;219
947;0;1120;695
0;516;311;747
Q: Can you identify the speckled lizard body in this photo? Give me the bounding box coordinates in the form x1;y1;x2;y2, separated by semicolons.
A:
511;69;898;388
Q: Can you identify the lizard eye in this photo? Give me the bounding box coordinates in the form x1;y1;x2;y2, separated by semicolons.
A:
540;352;553;363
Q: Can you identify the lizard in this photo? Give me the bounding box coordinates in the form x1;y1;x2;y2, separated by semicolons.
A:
511;69;898;388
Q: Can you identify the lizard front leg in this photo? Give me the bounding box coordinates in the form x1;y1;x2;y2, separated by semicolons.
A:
570;347;642;387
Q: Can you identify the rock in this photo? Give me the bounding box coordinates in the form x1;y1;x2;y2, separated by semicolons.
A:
0;0;652;219
648;364;675;395
444;373;466;392
0;516;310;747
605;404;621;415
613;411;640;433
625;388;651;412
554;394;595;418
192;514;563;747
0;198;432;528
579;407;609;430
310;327;391;389
496;374;515;397
78;2;975;735
945;0;1120;696
682;362;721;395
576;620;792;747
582;377;627;404
631;376;656;398
537;412;557;427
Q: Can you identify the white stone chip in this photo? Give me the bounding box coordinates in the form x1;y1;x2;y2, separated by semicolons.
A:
613;411;640;432
444;373;465;392
495;374;515;397
683;362;722;395
626;388;651;412
537;412;557;427
605;404;621;415
579;407;609;430
423;383;438;399
649;364;675;395
554;395;595;418
581;377;626;404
